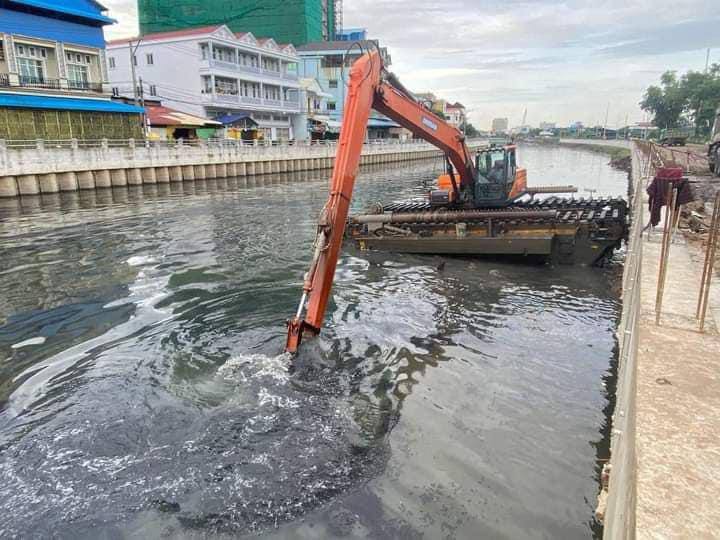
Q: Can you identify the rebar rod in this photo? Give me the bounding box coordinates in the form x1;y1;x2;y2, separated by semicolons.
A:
696;193;720;318
698;192;720;332
656;186;679;325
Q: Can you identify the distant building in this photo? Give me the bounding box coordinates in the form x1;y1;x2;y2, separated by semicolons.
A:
297;39;399;138
0;0;143;141
137;0;342;46
292;77;334;141
107;25;303;141
539;121;556;131
335;28;367;42
445;102;466;129
492;117;509;133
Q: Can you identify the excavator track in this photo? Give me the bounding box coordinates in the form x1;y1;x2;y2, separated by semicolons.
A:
347;197;628;266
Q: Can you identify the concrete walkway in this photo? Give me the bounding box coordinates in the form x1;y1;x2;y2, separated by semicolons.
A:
636;226;720;538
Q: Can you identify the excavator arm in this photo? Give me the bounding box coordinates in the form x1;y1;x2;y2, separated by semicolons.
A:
285;50;475;353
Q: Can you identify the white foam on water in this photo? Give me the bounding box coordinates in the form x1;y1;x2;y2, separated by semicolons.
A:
217;353;292;384
11;336;46;349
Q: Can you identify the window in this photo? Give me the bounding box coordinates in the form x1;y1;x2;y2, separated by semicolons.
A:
67;63;89;89
132;55;137;66
0;41;4;62
108;56;116;69
85;55;91;63
328;79;338;89
327;102;337;111
200;44;208;60
146;53;154;65
112;87;119;96
17;57;44;84
149;84;157;96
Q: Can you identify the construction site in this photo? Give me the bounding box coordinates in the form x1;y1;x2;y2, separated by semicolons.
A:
137;0;343;45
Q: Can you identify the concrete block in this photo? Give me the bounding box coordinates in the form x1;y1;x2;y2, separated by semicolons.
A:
155;167;170;183
141;168;157;184
94;170;111;189
181;165;195;181
169;166;183;182
127;169;143;185
0;176;18;197
236;162;246;176
205;164;217;178
75;171;94;190
226;163;237;177
37;173;58;193
111;169;127;187
194;165;206;179
246;162;256;176
216;163;227;178
57;172;78;192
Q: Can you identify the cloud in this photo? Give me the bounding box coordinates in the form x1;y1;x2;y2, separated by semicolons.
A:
100;0;719;128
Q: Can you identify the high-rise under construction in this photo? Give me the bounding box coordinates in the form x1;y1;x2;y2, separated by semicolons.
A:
137;0;342;46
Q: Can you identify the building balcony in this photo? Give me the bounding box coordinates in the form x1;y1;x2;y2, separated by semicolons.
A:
0;73;104;94
203;59;264;76
201;91;300;112
262;68;282;78
282;72;298;81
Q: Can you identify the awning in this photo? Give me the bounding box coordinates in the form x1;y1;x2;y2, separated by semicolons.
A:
367;117;401;128
216;113;258;127
310;114;330;122
7;0;116;24
299;78;334;99
146;105;221;127
0;92;144;113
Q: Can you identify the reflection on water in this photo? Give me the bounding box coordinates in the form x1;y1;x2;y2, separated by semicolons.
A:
0;146;627;539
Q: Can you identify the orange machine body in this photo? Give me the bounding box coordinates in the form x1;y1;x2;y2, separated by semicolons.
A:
286;50;478;353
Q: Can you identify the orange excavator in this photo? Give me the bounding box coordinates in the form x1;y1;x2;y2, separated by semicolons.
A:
285;49;627;353
285;49;520;353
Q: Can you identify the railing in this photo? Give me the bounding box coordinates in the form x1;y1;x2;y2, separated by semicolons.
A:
282;72;299;81
262;68;282;78
67;80;104;93
19;76;61;90
1;137;489;150
264;98;282;107
0;73;9;87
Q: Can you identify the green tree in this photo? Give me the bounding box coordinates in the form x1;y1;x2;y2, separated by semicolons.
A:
640;71;686;129
680;64;720;135
464;123;480;137
641;65;720;136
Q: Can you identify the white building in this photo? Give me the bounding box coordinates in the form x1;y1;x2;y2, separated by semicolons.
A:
106;25;302;141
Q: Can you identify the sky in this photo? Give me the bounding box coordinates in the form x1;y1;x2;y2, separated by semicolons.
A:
102;0;720;130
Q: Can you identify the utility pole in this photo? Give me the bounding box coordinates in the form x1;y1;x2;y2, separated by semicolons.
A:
603;102;610;140
706;48;711;73
129;40;138;107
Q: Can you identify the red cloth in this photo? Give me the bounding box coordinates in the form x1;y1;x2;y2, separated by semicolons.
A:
646;167;694;226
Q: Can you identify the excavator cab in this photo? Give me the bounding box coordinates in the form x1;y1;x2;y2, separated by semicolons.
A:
474;145;526;207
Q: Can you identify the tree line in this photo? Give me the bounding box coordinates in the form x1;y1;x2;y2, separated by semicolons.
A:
641;63;720;136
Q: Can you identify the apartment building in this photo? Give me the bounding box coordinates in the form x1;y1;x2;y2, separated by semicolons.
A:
0;0;143;140
297;39;400;138
107;25;303;141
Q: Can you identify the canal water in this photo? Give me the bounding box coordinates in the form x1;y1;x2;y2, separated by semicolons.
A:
0;145;628;539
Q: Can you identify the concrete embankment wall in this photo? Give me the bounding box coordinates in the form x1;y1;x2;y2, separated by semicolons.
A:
601;142;645;539
0;139;484;198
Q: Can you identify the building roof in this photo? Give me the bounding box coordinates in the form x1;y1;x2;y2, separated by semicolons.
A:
7;0;115;25
146;105;220;127
107;25;222;46
215;112;257;127
296;40;380;53
447;102;465;110
0;93;143;113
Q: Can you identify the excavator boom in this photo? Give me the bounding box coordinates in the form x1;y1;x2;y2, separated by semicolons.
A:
286;50;475;353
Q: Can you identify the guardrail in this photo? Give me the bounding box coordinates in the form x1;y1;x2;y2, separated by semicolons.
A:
1;137;489;150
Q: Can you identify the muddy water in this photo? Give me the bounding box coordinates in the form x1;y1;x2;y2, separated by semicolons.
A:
0;145;627;539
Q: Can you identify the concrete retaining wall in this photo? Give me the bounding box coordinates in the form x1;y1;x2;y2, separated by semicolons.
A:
0;139;486;198
601;142;646;539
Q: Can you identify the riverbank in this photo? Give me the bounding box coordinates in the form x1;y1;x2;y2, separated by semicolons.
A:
557;139;632;172
601;142;720;539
